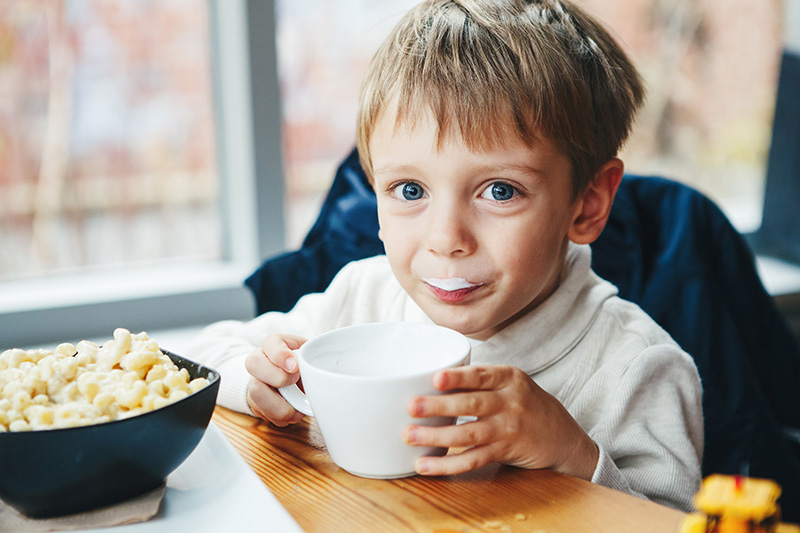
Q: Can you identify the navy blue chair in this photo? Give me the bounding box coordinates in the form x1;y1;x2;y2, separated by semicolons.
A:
246;148;800;518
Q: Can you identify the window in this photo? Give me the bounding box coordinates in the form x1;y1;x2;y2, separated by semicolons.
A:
0;1;219;279
0;1;284;348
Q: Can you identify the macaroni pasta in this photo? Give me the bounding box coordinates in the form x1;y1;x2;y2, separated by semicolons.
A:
0;328;209;432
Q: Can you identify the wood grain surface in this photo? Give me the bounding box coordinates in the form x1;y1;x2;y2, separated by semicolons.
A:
212;407;686;533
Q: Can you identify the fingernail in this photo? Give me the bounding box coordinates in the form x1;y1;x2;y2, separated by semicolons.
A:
408;397;424;417
285;355;297;372
404;426;418;444
416;459;430;474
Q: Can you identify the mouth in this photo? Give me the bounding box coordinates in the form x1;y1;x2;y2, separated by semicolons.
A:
422;277;483;303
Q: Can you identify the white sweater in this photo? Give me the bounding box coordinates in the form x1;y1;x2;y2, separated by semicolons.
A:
186;243;703;512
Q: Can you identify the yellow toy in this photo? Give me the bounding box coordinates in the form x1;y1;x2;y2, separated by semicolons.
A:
681;475;800;533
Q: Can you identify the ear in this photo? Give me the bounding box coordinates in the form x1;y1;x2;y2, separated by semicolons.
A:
567;158;623;245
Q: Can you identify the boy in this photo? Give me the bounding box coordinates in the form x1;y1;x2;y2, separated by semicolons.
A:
188;0;703;512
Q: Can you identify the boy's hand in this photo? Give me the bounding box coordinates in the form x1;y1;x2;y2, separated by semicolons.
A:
244;333;307;427
403;365;599;479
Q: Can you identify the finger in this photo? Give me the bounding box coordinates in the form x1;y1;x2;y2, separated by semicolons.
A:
404;419;496;448
261;333;307;372
415;446;495;476
246;377;304;427
408;390;501;418
244;348;299;389
433;365;518;392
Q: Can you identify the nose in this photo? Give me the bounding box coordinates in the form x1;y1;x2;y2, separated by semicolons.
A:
424;198;477;257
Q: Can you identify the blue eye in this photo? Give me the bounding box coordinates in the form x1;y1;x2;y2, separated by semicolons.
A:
481;182;516;201
393;182;425;201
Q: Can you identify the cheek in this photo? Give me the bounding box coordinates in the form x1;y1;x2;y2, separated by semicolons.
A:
376;204;392;245
377;220;415;265
490;219;565;277
378;205;418;246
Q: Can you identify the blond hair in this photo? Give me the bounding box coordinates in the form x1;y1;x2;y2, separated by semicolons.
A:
357;0;645;196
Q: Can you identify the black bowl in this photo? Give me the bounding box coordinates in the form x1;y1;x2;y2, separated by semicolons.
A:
0;350;220;518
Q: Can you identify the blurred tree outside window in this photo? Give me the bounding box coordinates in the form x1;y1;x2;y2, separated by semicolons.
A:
0;0;219;282
275;0;783;244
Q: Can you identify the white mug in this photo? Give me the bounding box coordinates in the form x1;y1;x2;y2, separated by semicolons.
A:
279;322;471;479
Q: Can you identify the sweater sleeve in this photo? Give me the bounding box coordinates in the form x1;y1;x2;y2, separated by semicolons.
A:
583;346;704;512
184;261;364;414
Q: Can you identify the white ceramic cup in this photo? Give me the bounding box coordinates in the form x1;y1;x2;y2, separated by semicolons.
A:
279;322;471;479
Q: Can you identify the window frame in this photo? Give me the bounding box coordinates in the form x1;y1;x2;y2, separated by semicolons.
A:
0;0;285;349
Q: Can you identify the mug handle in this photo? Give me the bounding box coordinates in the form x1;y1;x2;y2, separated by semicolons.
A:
278;383;314;417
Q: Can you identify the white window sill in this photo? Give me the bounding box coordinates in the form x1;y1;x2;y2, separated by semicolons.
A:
757;256;800;297
0;261;254;314
0;261;256;350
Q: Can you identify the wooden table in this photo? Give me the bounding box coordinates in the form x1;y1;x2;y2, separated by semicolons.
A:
212;407;687;532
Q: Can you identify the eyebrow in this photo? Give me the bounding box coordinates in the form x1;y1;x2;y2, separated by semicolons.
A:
372;162;548;178
371;164;420;176
478;162;547;177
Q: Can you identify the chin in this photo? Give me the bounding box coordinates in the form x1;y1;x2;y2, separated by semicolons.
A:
427;312;492;339
410;289;497;338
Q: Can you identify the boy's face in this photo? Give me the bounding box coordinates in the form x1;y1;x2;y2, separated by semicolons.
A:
370;109;583;340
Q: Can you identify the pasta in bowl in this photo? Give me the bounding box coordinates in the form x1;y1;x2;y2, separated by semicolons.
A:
0;329;220;518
